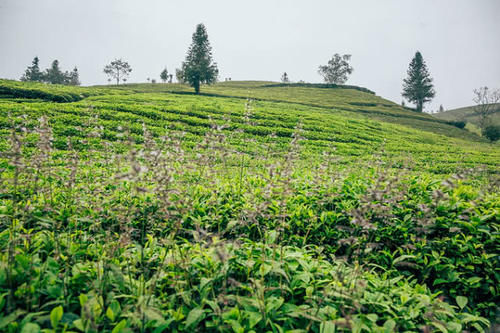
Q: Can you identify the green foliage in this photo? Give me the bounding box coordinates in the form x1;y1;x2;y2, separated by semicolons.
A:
104;59;133;85
402;51;435;113
318;54;354;85
20;58;80;86
280;72;289;83
482;124;500;142
0;79;124;102
45;60;66;85
20;57;44;83
0;80;498;331
447;120;466;129
434;103;500;130
262;82;375;94
160;68;169;83
181;23;219;94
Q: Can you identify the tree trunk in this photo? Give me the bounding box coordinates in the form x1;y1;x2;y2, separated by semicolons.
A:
194;80;200;94
417;100;423;112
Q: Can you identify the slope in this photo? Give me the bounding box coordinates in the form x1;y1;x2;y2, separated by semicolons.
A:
434;103;500;127
0;79;499;331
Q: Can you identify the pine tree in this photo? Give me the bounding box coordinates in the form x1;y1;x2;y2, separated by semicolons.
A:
20;56;44;82
181;23;218;94
402;51;435;112
67;67;80;86
45;60;66;84
160;68;168;83
281;72;289;83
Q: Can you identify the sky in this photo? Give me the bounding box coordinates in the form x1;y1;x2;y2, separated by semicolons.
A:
0;0;499;112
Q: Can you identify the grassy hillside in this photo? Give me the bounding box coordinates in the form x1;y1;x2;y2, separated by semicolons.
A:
434;104;500;134
0;79;499;332
109;81;486;142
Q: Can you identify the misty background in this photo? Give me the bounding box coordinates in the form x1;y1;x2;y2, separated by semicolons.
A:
0;0;499;112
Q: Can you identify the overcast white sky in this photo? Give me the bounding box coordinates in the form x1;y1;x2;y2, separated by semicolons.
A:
1;0;499;111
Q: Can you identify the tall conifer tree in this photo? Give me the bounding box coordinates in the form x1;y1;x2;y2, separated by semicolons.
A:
45;60;65;84
181;24;218;94
20;56;44;82
402;51;435;112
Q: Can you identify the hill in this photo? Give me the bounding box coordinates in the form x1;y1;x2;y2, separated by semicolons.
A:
0;79;498;332
434;103;500;134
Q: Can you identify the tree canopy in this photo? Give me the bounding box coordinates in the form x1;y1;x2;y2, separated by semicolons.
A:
20;57;44;82
402;51;435;113
281;72;290;83
21;57;80;85
318;54;353;84
104;59;132;85
160;68;168;83
45;60;66;85
472;86;500;130
180;24;218;94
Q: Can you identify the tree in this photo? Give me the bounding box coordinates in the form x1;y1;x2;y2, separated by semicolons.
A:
472;87;500;130
45;60;66;84
482;125;500;142
20;56;44;82
180;23;219;94
103;59;132;85
318;54;353;84
281;72;289;83
160;68;168;83
175;68;185;84
402;51;435;112
66;67;80;86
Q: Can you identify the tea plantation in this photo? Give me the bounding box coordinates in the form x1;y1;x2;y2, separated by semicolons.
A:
0;79;498;332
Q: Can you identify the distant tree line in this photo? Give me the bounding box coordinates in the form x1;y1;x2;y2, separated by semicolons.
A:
21;57;80;85
19;43;437;115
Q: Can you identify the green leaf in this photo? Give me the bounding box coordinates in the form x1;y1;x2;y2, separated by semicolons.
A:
228;319;244;333
265;230;277;244
447;322;462;332
20;323;41;333
73;319;84;331
185;307;205;328
246;311;262;329
111;319;127;333
106;306;115;322
0;309;25;329
456;296;468;310
431;321;448;332
265;296;284;313
383;319;396;332
50;306;63;329
79;294;88;307
144;307;165;323
472;323;484;332
320;321;336;333
393;255;416;265
259;263;272;277
222;307;240;321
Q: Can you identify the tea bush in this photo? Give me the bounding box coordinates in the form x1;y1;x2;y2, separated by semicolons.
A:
0;81;498;331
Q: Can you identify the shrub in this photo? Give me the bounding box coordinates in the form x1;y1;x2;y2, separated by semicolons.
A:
447;120;466;129
482;125;500;141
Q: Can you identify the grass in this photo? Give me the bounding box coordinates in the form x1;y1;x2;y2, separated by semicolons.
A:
434;103;500;127
0;79;499;332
